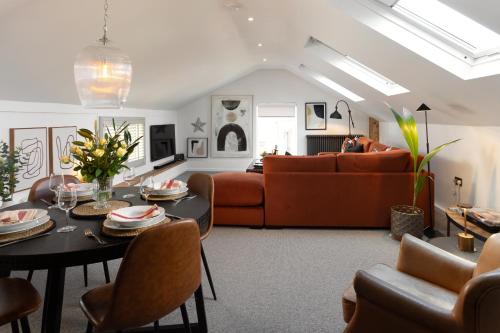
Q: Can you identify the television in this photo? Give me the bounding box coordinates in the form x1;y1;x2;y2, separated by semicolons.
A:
150;124;176;162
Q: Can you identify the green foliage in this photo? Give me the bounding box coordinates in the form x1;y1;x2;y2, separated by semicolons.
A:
389;107;460;211
0;141;23;202
63;120;142;183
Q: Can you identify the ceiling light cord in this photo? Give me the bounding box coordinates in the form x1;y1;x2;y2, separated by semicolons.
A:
99;0;110;46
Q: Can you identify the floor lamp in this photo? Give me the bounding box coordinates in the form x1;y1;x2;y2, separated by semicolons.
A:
416;103;434;230
330;100;355;137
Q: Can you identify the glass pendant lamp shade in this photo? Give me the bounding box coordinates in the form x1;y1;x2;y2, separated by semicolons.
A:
74;44;132;109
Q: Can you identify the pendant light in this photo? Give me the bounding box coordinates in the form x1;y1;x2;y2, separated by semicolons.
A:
74;0;132;109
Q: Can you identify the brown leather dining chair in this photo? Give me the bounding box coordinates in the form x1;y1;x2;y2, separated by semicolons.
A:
81;219;201;333
343;233;500;333
27;175;110;287
0;277;42;333
187;173;217;300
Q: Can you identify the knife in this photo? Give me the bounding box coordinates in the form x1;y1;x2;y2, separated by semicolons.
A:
0;232;51;248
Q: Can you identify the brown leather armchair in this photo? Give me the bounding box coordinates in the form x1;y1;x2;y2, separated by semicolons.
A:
343;233;500;333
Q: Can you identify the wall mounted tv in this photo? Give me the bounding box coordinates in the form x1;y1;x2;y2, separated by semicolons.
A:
150;124;176;162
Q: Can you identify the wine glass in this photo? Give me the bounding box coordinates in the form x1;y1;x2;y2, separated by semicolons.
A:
140;176;154;202
57;187;78;233
122;167;136;198
48;173;64;208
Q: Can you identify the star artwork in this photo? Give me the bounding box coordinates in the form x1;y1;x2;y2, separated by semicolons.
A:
191;117;207;133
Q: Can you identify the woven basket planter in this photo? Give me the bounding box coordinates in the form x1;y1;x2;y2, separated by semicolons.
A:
391;205;424;241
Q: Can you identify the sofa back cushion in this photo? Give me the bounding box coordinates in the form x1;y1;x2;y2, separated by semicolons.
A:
337;150;411;172
264;155;337;173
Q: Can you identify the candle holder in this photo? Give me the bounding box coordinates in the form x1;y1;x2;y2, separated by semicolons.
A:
457;203;474;252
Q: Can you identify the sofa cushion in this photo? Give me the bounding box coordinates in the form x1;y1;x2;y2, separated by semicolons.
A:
214;206;264;227
264;155;336;173
368;142;389;152
213;172;264;206
337;150;411;173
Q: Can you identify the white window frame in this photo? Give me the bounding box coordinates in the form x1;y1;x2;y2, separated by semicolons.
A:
256;103;298;157
99;117;146;168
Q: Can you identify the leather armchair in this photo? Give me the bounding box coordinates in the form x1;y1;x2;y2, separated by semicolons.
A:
343;233;500;333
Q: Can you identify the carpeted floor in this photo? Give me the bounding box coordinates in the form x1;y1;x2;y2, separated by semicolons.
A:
4;227;401;333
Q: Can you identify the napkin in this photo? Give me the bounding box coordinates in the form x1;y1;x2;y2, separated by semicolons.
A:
0;209;38;224
110;205;161;222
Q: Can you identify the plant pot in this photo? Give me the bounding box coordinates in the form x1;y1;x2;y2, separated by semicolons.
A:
93;177;113;210
391;205;424;241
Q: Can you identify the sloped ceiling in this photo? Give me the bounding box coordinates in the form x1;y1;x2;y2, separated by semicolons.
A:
0;0;499;126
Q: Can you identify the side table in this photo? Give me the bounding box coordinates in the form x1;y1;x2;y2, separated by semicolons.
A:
246;159;263;174
446;208;492;241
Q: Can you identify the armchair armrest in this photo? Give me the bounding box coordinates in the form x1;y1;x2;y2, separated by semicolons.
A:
397;234;475;293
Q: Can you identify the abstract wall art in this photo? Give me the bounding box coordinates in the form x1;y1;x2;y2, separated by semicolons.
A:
211;95;253;158
9;127;48;191
49;126;77;174
305;102;327;130
187;138;208;158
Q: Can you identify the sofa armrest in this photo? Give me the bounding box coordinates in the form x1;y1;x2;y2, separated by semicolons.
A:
397;234;475;293
353;270;458;332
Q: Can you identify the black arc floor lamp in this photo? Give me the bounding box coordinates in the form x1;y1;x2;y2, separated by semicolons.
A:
331;99;355;137
416;103;434;229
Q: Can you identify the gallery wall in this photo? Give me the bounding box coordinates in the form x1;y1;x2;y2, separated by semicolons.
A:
178;69;370;171
380;122;500;211
0;100;183;203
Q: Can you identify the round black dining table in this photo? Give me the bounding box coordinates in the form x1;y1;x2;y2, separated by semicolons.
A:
0;187;210;333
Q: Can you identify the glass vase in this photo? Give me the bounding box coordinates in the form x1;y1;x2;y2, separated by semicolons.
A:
93;177;113;209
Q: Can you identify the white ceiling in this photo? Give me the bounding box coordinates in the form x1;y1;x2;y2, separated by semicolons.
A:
0;0;499;125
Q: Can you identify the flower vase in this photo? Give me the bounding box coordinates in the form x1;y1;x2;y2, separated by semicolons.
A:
93;177;113;209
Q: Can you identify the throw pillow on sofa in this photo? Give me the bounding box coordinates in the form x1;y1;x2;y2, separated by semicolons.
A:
345;143;364;153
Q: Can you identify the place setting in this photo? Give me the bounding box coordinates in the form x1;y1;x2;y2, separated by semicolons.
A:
0;208;54;247
139;176;197;203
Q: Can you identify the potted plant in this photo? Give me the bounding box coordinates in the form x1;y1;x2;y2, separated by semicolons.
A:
62;120;141;209
389;107;459;240
0;141;23;208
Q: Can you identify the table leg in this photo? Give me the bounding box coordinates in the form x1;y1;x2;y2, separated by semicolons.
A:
41;267;66;333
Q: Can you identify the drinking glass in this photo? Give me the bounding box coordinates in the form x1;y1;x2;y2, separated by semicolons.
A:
48;173;64;208
122;167;136;198
140;176;154;202
57;187;78;233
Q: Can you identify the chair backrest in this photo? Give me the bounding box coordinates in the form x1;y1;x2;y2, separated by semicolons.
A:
474;233;500;276
28;175;80;203
187;173;214;239
98;219;201;331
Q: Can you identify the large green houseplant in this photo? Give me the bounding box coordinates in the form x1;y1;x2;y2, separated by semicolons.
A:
0;141;23;206
390;106;459;240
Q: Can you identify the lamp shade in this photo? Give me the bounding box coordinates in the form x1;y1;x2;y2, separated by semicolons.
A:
74;44;132;109
416;103;431;112
330;110;342;119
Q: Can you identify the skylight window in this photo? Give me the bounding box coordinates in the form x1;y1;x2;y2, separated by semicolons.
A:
391;0;500;58
306;37;409;96
299;64;364;102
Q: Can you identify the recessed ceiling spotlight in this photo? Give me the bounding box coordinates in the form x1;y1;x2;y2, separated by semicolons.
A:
263;58;267;62
248;17;254;22
257;43;263;47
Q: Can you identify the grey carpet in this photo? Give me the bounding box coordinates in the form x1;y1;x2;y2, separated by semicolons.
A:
3;227;401;333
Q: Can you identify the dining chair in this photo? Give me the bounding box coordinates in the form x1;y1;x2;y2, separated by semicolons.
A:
27;175;110;287
187;173;217;300
0;277;42;333
81;219;201;333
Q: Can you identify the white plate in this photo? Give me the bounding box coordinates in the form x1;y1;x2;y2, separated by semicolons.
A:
104;213;165;230
0;209;49;233
109;206;166;228
63;183;94;197
151;186;188;196
0;215;50;235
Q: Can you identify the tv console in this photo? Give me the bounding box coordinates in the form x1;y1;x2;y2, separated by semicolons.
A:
153;159;182;170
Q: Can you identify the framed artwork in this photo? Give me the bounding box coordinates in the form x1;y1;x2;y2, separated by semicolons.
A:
187;138;208;158
9;127;48;192
211;95;253;158
305;102;327;130
49;126;77;174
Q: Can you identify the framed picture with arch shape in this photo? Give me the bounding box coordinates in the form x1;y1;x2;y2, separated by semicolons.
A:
49;126;78;175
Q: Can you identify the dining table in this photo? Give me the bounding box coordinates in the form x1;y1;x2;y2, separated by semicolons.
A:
0;187;210;333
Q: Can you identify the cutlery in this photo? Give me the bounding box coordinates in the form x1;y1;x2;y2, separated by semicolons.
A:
40;199;57;209
172;195;197;206
84;229;108;245
165;213;184;220
0;232;51;248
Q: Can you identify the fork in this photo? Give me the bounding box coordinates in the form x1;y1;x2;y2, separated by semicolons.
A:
84;229;107;245
172;195;197;206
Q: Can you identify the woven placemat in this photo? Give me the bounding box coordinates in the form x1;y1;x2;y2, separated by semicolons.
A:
142;191;188;202
101;217;171;238
72;200;131;218
0;220;55;244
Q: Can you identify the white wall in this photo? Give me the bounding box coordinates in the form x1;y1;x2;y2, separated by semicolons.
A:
0;100;184;203
380;122;500;211
178;69;370;171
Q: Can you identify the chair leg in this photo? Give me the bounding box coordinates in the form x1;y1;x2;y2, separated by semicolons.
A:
20;317;30;333
180;303;191;333
83;264;88;287
103;261;110;283
86;321;93;333
201;244;217;300
27;270;34;282
11;321;20;333
154;320;160;332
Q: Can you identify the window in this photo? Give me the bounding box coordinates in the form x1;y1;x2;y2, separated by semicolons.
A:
256;104;297;157
306;37;409;96
99;117;146;168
